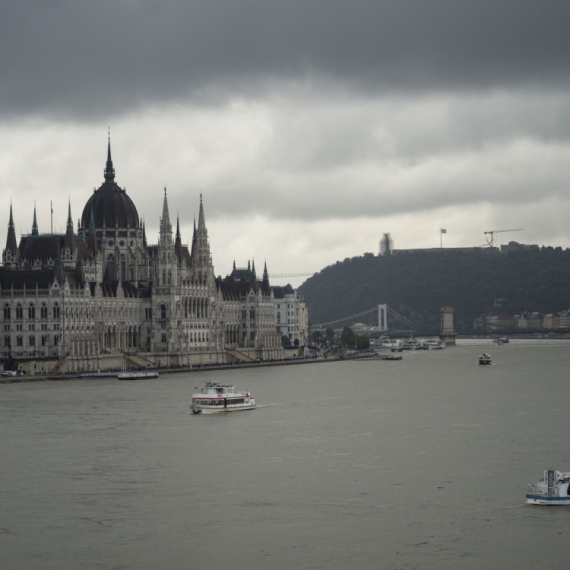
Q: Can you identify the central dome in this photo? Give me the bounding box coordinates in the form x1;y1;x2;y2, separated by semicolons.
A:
81;142;139;230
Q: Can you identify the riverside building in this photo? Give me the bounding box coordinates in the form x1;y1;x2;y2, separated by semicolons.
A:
0;141;284;374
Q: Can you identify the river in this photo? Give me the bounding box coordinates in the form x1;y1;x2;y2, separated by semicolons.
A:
1;339;568;569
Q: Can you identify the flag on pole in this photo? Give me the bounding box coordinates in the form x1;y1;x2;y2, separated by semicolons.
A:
441;228;447;234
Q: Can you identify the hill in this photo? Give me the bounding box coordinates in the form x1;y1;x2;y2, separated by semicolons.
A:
298;247;570;333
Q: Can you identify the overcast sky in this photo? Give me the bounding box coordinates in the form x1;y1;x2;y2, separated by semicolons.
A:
1;1;569;287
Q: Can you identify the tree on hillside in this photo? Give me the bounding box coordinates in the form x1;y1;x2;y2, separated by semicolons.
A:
341;326;356;347
325;327;335;344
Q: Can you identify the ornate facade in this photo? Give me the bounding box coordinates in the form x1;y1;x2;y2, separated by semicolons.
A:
0;141;284;373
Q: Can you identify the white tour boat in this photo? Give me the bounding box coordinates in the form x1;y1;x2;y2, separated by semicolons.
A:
526;469;570;505
191;381;256;414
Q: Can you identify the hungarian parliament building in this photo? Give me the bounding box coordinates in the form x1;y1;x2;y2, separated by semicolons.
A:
0;141;286;374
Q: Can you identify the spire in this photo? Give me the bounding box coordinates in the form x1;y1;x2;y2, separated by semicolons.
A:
159;187;172;244
175;214;182;260
142;219;147;247
251;259;256;280
263;261;269;286
32;202;38;236
5;201;17;252
66;200;73;232
64;200;76;251
104;129;115;183
197;193;206;231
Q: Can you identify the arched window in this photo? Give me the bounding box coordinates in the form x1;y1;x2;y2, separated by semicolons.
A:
160;304;167;319
106;254;115;281
161;333;166;343
28;304;35;319
40;304;48;319
29;336;35;347
4;305;10;320
53;304;60;319
121;255;126;281
15;304;23;320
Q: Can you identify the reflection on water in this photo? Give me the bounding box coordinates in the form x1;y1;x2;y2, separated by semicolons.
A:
1;340;569;570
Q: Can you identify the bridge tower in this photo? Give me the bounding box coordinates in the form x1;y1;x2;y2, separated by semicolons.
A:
440;306;457;346
377;304;388;332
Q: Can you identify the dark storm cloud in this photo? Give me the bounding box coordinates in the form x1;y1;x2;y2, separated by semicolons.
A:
1;0;569;120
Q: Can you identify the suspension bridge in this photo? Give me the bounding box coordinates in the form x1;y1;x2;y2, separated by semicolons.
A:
311;304;421;336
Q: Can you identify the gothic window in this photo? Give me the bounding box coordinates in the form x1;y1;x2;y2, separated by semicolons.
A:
106;254;115;281
121;255;126;281
4;305;10;320
15;305;23;320
16;336;23;347
28;304;35;319
160;305;167;319
29;336;35;347
53;304;60;319
4;336;10;347
41;304;48;319
161;333;166;343
41;336;47;346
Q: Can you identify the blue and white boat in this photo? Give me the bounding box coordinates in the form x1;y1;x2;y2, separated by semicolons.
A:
526;469;570;505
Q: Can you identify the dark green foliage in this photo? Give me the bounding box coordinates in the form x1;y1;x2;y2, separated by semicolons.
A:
299;248;570;333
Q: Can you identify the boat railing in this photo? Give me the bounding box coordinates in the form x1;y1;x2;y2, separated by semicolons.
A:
527;483;557;497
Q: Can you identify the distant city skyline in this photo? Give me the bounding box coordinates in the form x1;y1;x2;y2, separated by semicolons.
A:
2;2;570;288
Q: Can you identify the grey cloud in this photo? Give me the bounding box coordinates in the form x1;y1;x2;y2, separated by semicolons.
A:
1;1;569;120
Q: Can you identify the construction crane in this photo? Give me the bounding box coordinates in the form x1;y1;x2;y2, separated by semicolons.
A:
484;228;523;248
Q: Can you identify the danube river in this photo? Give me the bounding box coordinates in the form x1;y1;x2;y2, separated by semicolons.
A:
1;339;568;570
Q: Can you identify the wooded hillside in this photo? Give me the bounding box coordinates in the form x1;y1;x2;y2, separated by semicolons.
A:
298;248;570;333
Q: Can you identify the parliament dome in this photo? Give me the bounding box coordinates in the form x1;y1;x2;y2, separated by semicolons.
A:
81;142;139;230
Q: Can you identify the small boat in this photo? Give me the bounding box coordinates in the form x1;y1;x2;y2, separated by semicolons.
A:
526;469;570;505
402;338;421;350
479;353;492;365
80;372;117;379
118;354;158;380
423;338;446;350
381;354;402;361
191;381;256;414
118;371;159;380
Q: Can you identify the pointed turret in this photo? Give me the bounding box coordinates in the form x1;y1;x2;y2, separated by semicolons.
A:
64;200;76;251
159;188;172;245
104;130;115;183
251;259;256;281
5;202;17;253
175;214;182;260
263;261;270;287
32;202;38;236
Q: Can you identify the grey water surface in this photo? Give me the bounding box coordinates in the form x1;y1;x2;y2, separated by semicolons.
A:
1;339;569;570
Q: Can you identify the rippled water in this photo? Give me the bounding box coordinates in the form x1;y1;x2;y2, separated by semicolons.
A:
1;339;569;570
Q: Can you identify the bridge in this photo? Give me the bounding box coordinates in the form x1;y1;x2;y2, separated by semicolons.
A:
311;304;417;336
311;305;568;340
